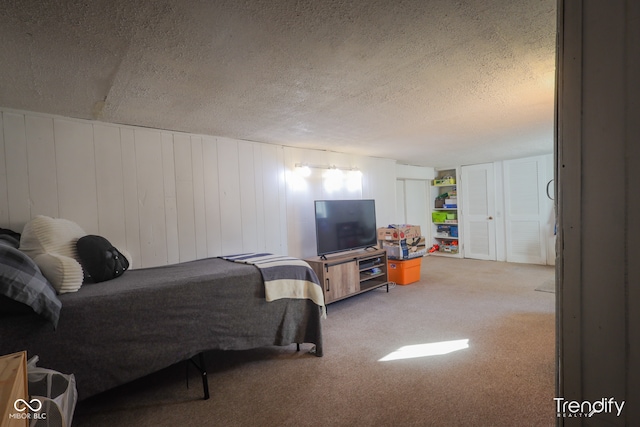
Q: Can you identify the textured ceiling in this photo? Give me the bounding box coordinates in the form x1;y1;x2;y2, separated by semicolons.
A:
0;0;556;167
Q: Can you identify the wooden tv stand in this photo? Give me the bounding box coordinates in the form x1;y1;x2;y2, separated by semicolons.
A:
305;248;389;304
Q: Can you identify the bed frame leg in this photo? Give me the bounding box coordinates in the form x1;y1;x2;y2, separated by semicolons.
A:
296;343;300;352
188;352;210;400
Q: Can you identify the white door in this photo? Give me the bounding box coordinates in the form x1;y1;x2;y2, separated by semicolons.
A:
405;180;429;236
396;179;429;240
461;163;496;260
503;157;548;264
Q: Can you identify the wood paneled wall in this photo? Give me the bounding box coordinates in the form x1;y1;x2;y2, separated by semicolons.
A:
0;109;398;267
0;110;289;267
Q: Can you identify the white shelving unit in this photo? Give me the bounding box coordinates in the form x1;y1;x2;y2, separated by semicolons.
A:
430;168;463;257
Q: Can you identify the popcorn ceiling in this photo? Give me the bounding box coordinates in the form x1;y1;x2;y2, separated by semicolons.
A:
0;0;555;167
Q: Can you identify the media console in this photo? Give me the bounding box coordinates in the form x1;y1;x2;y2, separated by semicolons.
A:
305;248;389;304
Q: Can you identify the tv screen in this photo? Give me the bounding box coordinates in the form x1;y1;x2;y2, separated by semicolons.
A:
314;199;378;256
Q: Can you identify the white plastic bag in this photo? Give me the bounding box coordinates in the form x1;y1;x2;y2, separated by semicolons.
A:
26;356;77;427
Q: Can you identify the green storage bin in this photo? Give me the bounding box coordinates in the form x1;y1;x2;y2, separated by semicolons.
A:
432;212;447;223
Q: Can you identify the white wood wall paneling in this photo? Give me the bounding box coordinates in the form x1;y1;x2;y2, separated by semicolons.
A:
161;132;179;265
290;191;316;259
134;129;167;267
281;148;399;259
93;123;127;249
120;127;142;268
274;145;288;255
361;156;397;228
252;144;266;252
202;137;222;257
191;136;208;260
3;113;30;231
174;133;197;262
54;118;99;232
395;180;406;224
395;164;434;180
0;113;8;225
0;108;406;266
261;144;284;254
25;115;58;219
216;137;243;255
282;147;320;259
238;141;259;253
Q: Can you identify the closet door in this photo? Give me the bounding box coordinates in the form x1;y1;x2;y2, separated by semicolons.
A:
461;163;496;260
404;180;429;236
503;156;548;264
396;179;429;241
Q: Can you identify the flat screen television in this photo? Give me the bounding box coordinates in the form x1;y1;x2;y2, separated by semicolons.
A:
314;199;378;257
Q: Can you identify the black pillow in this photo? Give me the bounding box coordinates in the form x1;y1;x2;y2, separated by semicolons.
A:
76;235;129;283
0;227;21;242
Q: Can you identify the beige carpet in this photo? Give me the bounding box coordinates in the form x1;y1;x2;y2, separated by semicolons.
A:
73;256;556;427
535;279;556;293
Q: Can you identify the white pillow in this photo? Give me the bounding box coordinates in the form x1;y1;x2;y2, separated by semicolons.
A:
34;253;85;293
20;216;87;293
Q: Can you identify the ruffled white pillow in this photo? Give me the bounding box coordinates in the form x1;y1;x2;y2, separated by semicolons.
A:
20;216;87;293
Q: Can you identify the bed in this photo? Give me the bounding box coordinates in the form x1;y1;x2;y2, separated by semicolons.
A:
0;256;324;400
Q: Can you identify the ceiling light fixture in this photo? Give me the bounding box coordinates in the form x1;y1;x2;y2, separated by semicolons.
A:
294;162;360;172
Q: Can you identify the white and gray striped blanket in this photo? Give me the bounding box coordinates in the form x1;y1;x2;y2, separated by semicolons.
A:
221;253;326;318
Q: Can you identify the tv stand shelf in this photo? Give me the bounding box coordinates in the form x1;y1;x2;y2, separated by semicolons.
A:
306;248;389;304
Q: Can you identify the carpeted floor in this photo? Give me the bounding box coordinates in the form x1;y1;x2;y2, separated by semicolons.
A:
535;279;556;293
73;256;556;427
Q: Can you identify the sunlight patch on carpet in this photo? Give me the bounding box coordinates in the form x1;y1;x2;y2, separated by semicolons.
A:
378;339;469;361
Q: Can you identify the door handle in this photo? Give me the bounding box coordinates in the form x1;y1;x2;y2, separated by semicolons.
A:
488;216;493;220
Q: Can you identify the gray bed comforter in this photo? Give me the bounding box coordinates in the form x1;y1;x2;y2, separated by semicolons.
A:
0;257;323;399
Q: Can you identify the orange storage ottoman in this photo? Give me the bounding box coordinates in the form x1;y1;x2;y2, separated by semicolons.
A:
387;257;422;285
